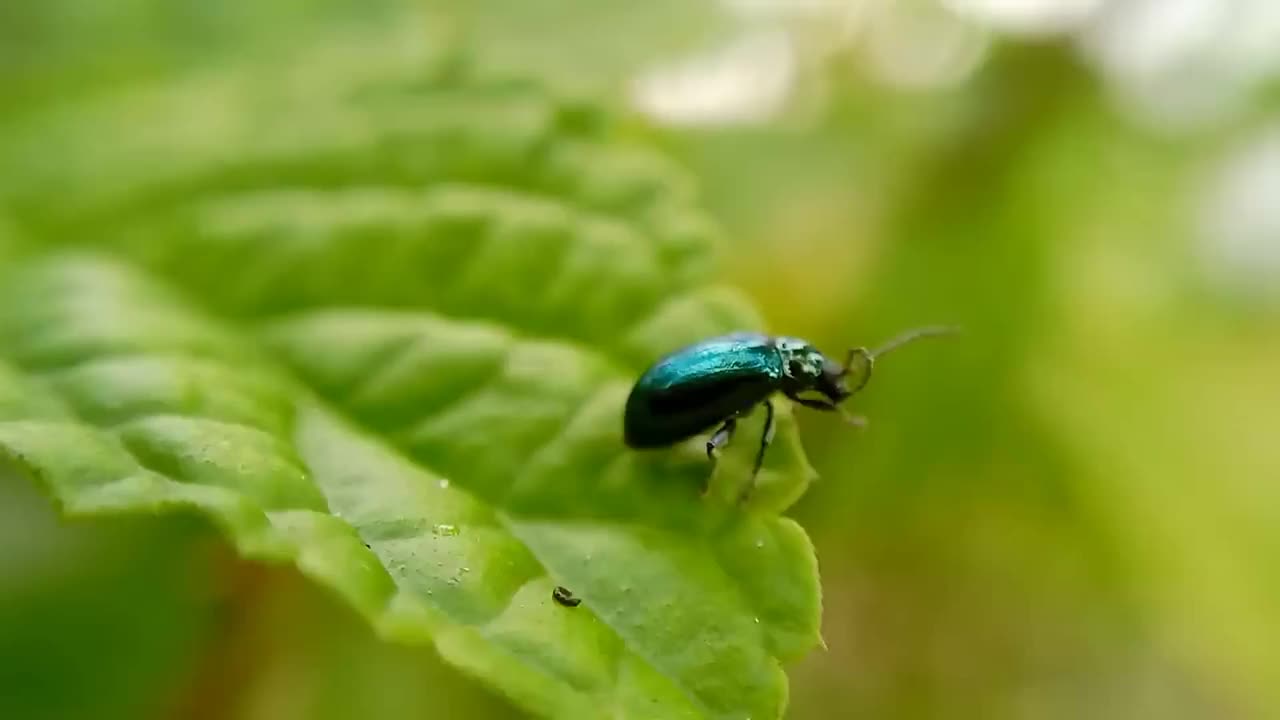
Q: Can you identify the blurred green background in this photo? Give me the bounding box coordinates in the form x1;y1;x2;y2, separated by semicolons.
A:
2;1;1278;718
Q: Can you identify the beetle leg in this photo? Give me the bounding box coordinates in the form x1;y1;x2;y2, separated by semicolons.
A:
788;394;837;412
706;417;737;460
702;417;737;496
788;393;867;427
740;400;775;504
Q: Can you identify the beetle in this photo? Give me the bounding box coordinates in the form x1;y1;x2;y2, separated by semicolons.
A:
623;326;956;497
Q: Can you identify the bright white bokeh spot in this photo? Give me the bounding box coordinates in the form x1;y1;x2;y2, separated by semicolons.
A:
631;29;797;126
1208;0;1280;93
1081;0;1225;80
1199;126;1280;294
636;0;1280;132
864;2;989;90
942;0;1105;35
1080;0;1280;130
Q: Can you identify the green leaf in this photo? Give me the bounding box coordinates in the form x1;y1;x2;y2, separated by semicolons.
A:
0;34;820;720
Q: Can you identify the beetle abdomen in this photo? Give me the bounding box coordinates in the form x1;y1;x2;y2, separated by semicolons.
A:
623;334;783;448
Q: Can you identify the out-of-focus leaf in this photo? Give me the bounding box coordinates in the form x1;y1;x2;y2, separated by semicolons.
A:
0;472;214;720
436;0;733;94
0;0;417;114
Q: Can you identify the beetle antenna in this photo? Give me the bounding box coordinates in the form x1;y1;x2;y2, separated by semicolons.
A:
840;326;957;395
870;325;960;359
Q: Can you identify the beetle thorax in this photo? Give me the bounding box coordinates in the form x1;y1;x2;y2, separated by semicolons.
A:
774;337;826;387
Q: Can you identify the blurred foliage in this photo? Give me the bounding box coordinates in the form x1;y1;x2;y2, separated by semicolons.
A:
2;1;1279;720
0;475;209;720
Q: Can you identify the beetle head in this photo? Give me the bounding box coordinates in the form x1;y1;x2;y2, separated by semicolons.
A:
815;348;872;405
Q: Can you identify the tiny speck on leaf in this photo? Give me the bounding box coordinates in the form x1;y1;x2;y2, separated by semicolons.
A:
552;586;581;608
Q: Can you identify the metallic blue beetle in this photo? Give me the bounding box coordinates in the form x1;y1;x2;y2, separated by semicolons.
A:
623;326;955;495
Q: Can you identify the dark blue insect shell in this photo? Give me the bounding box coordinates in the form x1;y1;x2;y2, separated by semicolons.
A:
624;333;817;448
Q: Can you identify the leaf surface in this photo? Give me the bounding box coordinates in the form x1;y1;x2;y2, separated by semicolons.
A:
0;36;820;720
